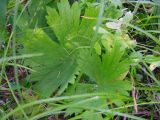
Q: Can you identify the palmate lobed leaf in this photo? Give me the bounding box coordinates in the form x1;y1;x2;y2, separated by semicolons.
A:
46;0;80;46
19;29;78;97
79;38;132;95
19;0;99;97
46;0;99;49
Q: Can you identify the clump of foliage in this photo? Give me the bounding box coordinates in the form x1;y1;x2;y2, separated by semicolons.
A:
0;0;160;120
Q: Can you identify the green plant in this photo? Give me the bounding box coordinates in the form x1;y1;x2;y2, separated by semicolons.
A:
1;0;160;119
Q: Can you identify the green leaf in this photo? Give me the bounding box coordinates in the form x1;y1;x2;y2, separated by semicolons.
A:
46;0;80;46
79;39;131;94
19;29;78;97
18;0;99;97
46;0;99;48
